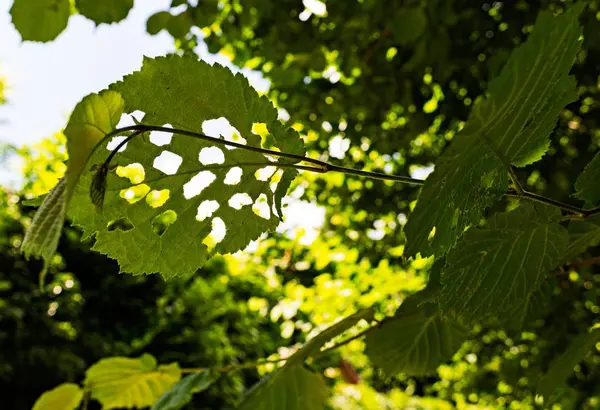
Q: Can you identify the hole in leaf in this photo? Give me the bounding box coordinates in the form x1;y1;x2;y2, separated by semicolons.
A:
107;136;128;152
224;167;243;185
203;217;226;249
252;194;271;219
229;193;253;210
199;147;225;165
116;163;145;184
146;189;170;208
120;184;151;204
196;200;220;221
152;210;177;236
116;111;145;129
255;166;277;181
202;118;246;149
183;171;216;199
149;124;173;146
106;217;134;232
153;151;183;175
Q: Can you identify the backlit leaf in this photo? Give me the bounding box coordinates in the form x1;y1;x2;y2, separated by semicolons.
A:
10;0;70;42
439;204;568;322
68;56;304;277
32;383;84;410
403;3;583;258
75;0;134;24
85;353;181;409
365;308;467;376
21;92;124;278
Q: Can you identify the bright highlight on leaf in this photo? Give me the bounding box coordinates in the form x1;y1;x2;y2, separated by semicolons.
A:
403;3;584;258
84;354;181;410
32;383;83;410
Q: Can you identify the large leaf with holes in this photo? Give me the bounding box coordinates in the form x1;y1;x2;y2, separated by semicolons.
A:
439;204;568;323
85;354;181;409
365;307;467;376
68;56;305;277
32;383;84;410
239;309;372;409
563;215;600;262
575;151;600;204
75;0;134;24
10;0;70;42
537;329;600;398
403;3;583;258
21;92;124;278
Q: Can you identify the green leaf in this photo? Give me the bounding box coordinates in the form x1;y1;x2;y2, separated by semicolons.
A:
151;370;214;410
274;169;297;220
365;308;467;376
503;278;555;331
75;0;134;24
10;0;70;42
239;309;373;410
239;365;329;410
147;11;171;35
575;151;600;204
391;7;427;45
69;56;303;277
563;215;600;262
85;353;181;410
32;383;84;410
439;204;568;322
537;329;600;398
403;3;583;258
21;92;124;278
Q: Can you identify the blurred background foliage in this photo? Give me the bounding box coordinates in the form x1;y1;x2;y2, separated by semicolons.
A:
2;0;600;408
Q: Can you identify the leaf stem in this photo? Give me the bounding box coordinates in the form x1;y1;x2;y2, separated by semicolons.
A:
90;124;595;218
180;358;288;375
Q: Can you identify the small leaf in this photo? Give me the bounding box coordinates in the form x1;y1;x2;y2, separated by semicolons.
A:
365;308;467;376
75;0;134;24
239;365;329;410
85;354;181;410
32;383;84;410
439;204;568;323
239;309;373;410
21;92;124;276
147;12;171;35
537;329;600;399
575;151;600;204
152;371;214;410
563;215;600;262
10;0;70;42
274;169;297;220
403;3;584;258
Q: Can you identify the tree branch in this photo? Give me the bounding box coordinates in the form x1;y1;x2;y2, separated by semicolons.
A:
89;124;595;218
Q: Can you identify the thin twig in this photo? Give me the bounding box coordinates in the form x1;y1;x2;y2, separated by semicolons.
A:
180;358;288;375
315;326;377;358
551;256;600;277
89;124;595;218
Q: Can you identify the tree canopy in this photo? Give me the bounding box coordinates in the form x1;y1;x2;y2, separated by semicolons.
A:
2;0;600;409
